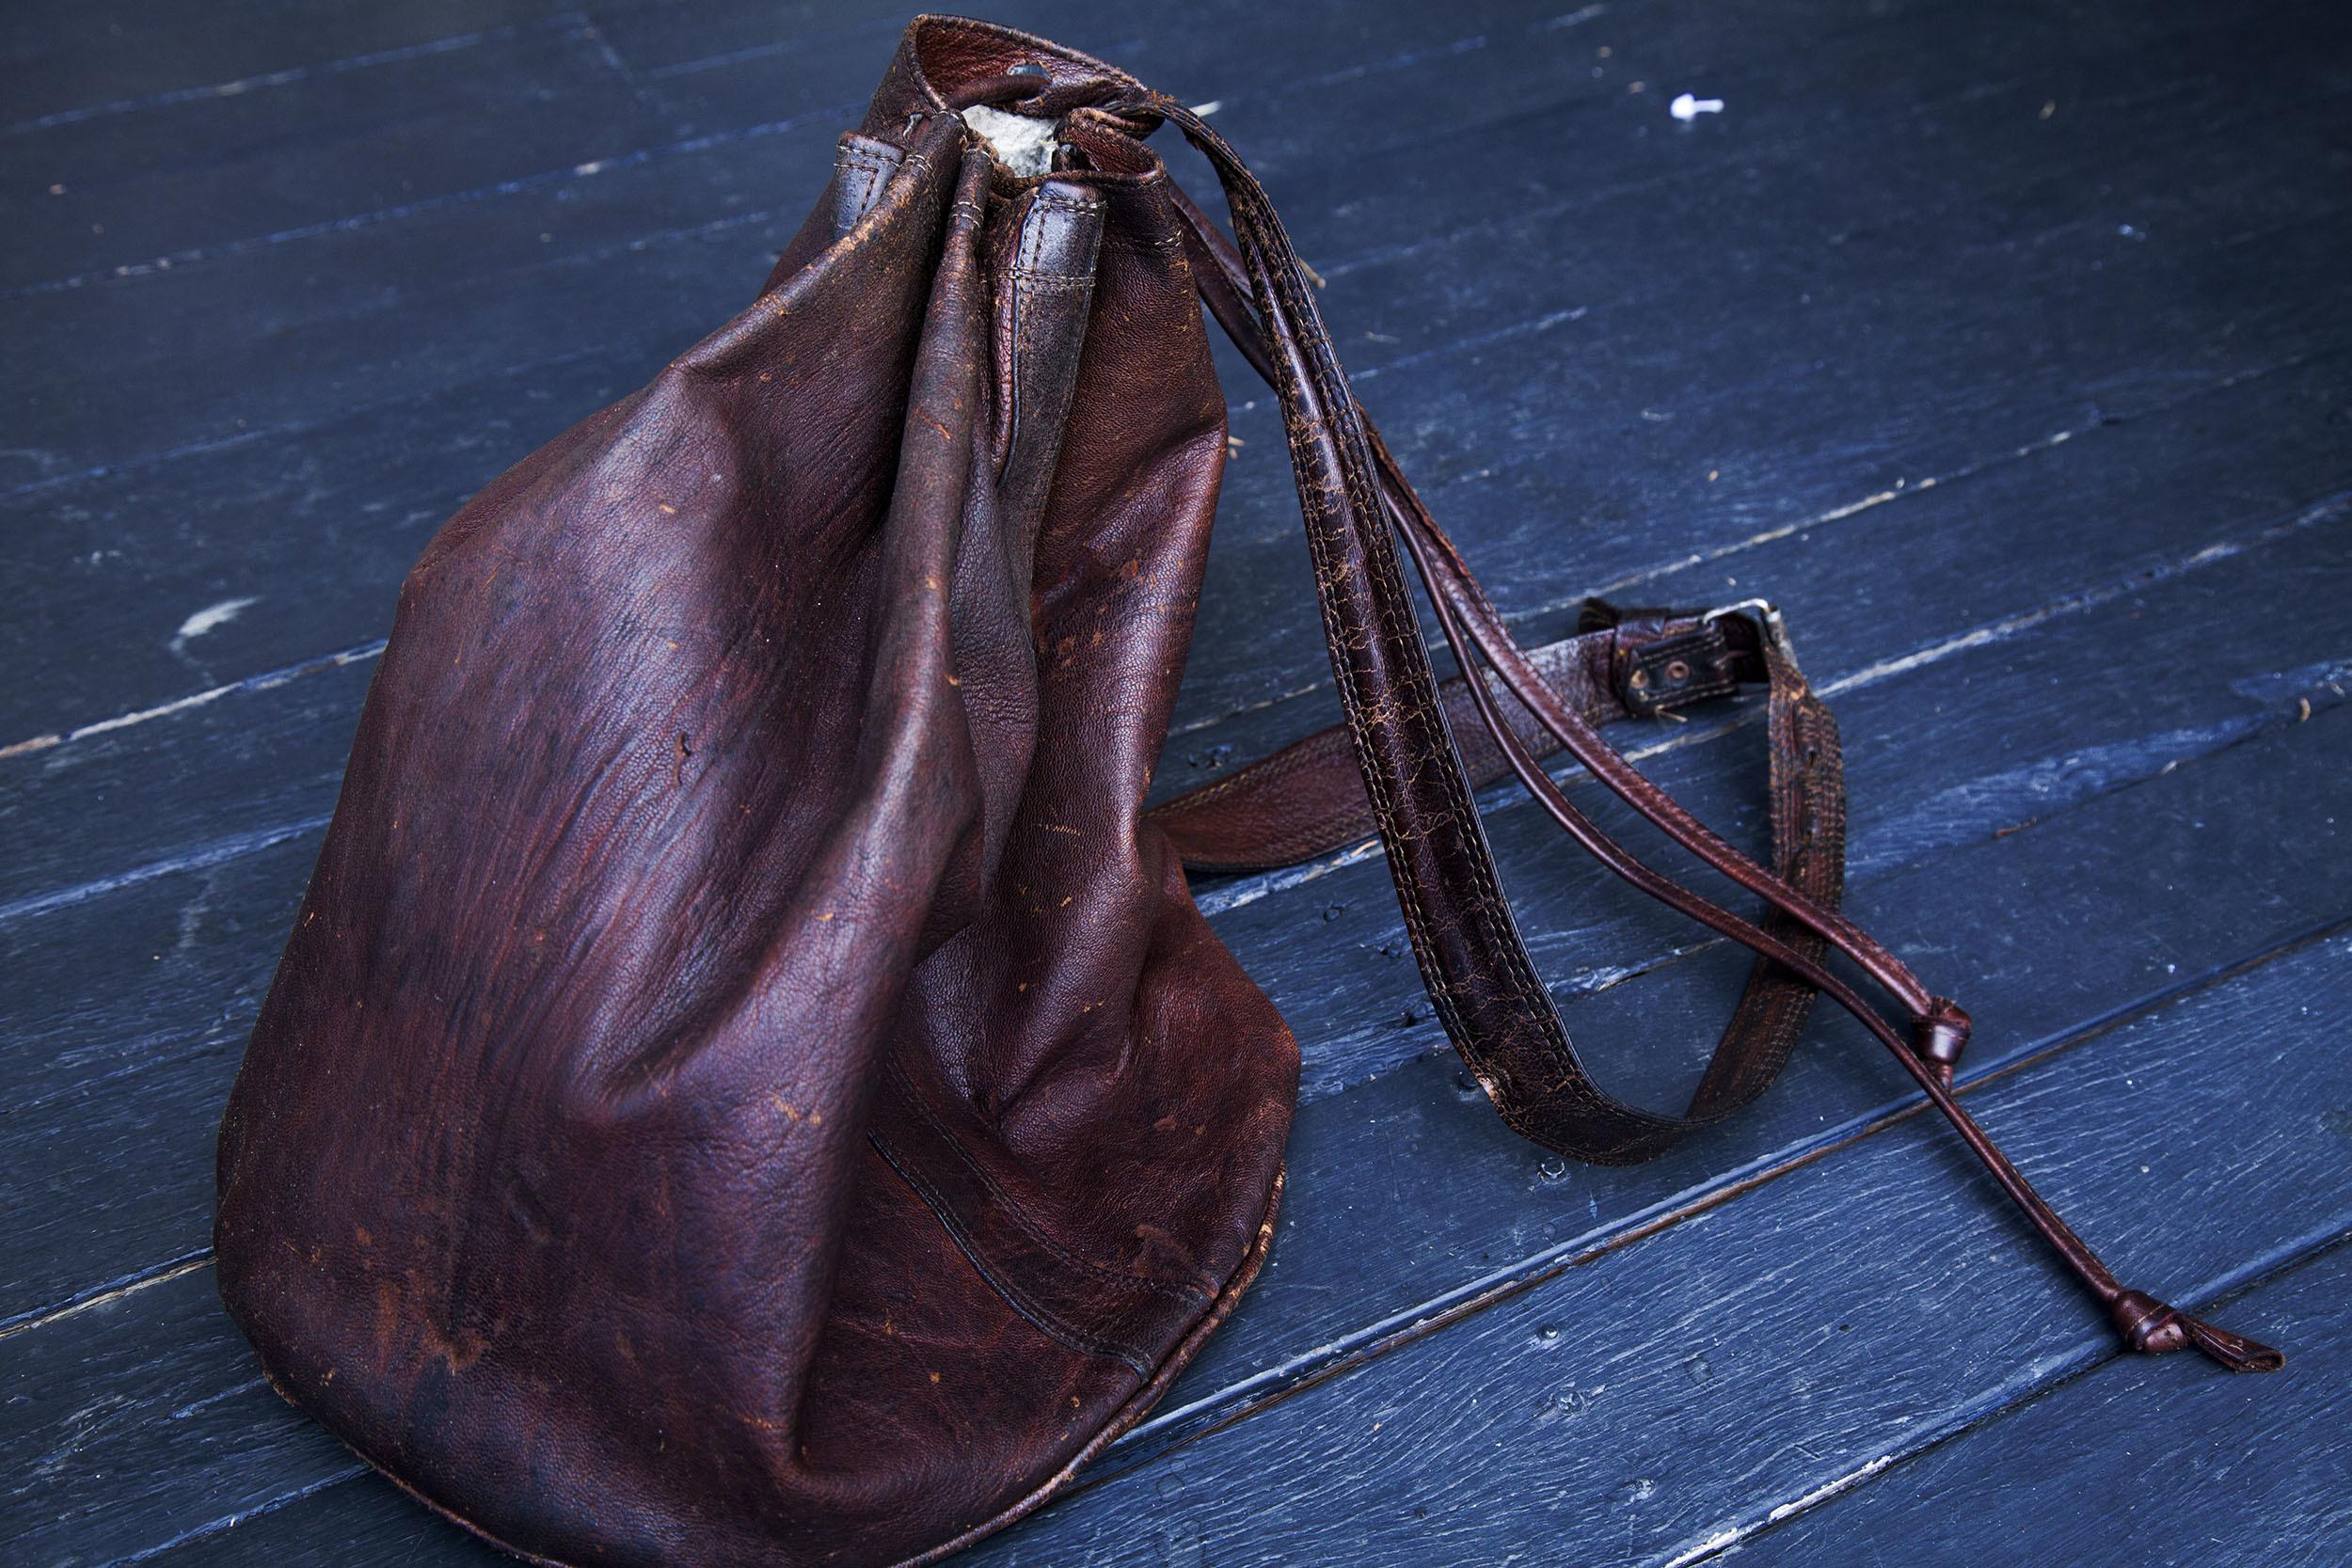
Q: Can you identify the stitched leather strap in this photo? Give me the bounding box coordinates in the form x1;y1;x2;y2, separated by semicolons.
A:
1150;609;1777;873
1152;600;1844;1146
1120;91;2278;1370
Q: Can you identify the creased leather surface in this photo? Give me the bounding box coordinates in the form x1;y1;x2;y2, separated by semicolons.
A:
215;21;1294;1568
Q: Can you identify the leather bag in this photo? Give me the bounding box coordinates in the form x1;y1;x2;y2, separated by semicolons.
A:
215;17;2280;1567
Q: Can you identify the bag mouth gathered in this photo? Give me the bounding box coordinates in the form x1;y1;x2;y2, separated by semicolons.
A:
897;14;1146;123
873;15;1176;193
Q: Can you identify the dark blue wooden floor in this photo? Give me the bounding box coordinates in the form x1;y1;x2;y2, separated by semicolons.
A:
5;1;2350;1562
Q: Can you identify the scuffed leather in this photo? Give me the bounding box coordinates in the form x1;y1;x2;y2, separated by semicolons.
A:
217;22;1293;1568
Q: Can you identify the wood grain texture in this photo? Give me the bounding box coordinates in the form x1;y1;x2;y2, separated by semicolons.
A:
8;0;2337;736
3;0;2347;1563
1734;1239;2352;1568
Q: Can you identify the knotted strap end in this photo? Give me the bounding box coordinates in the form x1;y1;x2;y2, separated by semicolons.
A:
2109;1288;2284;1372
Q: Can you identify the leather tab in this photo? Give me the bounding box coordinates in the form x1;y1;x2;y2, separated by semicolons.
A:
1613;623;1739;718
827;135;906;236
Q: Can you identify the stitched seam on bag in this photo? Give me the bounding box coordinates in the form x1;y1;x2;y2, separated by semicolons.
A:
885;1053;1213;1304
834;140;931;232
869;1132;1155;1375
1025;193;1102;220
1003;191;1101;493
837;144;926;180
850;145;932;192
1020;195;1103;265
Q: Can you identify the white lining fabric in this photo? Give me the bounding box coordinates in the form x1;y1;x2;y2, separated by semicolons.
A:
961;103;1060;176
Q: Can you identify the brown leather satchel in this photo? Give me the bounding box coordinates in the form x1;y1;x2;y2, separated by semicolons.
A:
215;16;2280;1567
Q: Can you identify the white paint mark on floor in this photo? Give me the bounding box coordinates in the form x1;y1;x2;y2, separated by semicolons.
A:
1764;1452;1897;1523
169;595;259;655
1660;1526;1741;1568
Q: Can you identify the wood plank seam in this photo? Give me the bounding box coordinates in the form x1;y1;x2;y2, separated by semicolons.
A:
1721;1229;2352;1562
8;334;2335;797
0;16;580;136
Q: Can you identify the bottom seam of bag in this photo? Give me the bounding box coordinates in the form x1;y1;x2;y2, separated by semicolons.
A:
867;1129;1157;1375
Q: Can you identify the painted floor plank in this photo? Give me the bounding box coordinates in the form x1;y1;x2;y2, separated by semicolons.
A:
0;3;588;125
0;0;1562;299
6;0;2332;732
1733;1239;2352;1568
2;22;666;293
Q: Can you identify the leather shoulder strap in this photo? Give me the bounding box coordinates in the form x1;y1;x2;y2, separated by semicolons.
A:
1153;600;1846;1154
1126;91;2276;1370
1151;608;1774;873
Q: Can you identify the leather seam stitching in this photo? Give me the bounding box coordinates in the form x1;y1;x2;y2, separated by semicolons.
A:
868;1131;1155;1375
884;1053;1214;1304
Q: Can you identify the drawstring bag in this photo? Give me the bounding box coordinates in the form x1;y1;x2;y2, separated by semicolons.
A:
215;16;2279;1568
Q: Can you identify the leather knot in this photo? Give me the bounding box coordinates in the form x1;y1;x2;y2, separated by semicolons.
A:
1909;998;1971;1086
2109;1288;2284;1373
2109;1288;2178;1351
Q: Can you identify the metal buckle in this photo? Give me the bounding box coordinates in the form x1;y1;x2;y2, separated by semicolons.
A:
1701;596;1781;629
1700;597;1798;673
